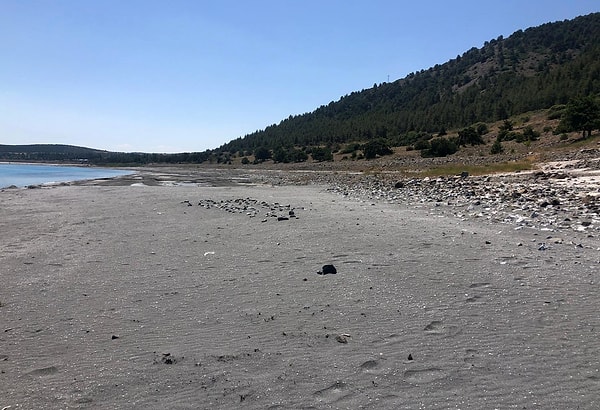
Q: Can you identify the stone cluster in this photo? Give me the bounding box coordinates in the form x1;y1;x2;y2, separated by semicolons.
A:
184;198;298;221
327;170;600;235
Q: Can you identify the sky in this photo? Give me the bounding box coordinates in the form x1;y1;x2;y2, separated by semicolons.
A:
1;1;598;153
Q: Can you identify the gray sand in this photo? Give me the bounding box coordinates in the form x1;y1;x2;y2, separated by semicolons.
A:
1;174;599;409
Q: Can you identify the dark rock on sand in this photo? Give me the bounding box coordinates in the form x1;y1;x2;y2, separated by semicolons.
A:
318;264;337;275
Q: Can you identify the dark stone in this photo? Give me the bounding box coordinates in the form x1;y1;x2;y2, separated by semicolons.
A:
394;181;405;189
277;216;289;221
318;264;337;275
408;354;413;361
335;335;348;344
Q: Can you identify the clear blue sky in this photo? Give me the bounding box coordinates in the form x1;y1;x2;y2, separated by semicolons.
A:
1;1;598;153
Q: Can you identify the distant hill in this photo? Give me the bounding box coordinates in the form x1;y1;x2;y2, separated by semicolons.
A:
216;12;600;157
0;144;108;162
0;144;211;165
0;144;107;155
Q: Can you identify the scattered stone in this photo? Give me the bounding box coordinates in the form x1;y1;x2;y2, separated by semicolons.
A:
193;197;300;221
335;334;349;344
318;264;337;275
158;352;179;365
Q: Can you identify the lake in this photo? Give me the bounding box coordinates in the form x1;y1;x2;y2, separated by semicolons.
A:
0;163;133;188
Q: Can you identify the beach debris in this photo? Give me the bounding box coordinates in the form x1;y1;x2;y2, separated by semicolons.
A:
335;334;351;343
317;264;337;275
192;197;300;221
203;251;215;256
161;353;175;364
154;352;181;365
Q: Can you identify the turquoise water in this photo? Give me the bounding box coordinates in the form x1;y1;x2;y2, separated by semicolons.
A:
0;163;133;188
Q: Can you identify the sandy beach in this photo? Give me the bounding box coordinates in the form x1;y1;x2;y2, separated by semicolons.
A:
1;168;599;409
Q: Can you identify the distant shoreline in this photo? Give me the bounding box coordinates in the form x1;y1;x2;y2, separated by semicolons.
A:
0;162;134;189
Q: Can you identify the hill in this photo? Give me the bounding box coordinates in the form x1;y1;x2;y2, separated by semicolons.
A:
0;144;108;162
4;13;600;169
0;144;211;164
215;12;600;162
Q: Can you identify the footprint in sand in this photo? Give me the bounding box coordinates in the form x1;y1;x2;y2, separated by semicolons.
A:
423;320;462;337
469;282;490;288
424;320;443;332
313;381;350;403
359;359;380;372
403;368;447;384
465;294;483;303
463;348;480;366
374;333;403;346
463;348;499;369
26;366;59;376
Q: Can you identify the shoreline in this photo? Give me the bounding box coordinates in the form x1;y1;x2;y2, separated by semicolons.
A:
77;161;600;239
0;162;135;189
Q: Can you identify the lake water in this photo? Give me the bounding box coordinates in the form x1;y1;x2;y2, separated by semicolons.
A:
0;163;133;188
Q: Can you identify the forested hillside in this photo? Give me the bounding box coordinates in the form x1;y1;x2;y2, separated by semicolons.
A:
218;12;600;156
0;144;210;164
3;13;599;165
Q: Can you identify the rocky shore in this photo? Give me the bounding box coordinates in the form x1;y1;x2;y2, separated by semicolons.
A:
239;151;600;243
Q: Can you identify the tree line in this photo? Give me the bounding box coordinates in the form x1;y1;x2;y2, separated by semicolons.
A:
216;12;600;160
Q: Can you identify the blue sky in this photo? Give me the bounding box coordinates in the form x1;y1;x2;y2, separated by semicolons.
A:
1;1;598;153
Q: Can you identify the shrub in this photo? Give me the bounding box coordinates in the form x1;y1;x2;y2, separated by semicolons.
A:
340;143;361;154
548;104;567;120
311;147;333;162
457;127;484;146
490;139;504;154
254;147;271;162
421;137;458;157
476;123;490;136
362;139;393;159
414;138;431;151
521;126;540;142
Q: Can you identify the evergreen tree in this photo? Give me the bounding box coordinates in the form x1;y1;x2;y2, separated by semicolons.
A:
558;96;600;138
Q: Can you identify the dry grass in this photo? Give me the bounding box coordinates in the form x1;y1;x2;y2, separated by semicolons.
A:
418;160;535;178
